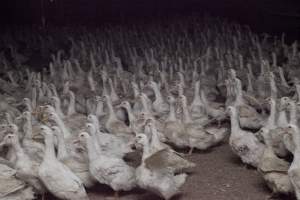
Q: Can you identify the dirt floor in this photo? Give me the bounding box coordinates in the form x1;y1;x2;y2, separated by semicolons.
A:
45;141;295;200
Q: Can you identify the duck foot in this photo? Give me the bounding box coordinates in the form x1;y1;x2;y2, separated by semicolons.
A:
114;191;119;200
188;147;194;155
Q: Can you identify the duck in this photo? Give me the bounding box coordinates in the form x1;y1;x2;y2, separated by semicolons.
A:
5;123;44;163
135;133;187;200
148;80;169;117
189;80;207;120
17;112;45;161
286;124;300;200
37;125;89;200
0;134;46;195
232;78;264;130
103;94;134;138
257;128;293;195
76;131;136;199
0;163;35;200
227;106;265;167
179;95;220;154
264;97;290;157
200;90;227;127
85;121;133;159
163;95;188;148
144;120;196;173
51;126;96;188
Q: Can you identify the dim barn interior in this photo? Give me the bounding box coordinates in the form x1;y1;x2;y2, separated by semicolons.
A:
0;0;300;199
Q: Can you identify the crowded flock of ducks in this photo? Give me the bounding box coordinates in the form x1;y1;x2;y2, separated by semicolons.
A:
0;15;300;199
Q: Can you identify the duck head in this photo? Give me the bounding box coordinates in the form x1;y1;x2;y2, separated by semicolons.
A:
279;96;290;111
134;133;148;150
0;134;18;147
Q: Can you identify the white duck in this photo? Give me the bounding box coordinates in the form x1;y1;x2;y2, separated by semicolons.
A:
287;124;300;200
144;120;195;173
179;95;220;154
103;94;134;138
0;163;35;200
135;133;187;200
85;121;133;159
0;134;45;195
163;95;188;148
77;131;136;199
227;106;264;167
257;128;293;195
51;126;96;188
148;80;169;116
37;125;89;200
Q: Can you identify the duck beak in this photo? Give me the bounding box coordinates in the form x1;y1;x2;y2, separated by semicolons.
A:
115;104;122;109
73;139;80;144
32;132;44;140
40;115;48;124
0;141;5;149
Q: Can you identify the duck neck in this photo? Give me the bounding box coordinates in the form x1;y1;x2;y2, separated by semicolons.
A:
192;81;202;105
54;115;71;138
88;128;102;154
141;96;151;115
109;79;119;101
102;81;108;97
132;86;139;99
24;117;33;139
56;131;68;160
201;90;209;107
54;99;65;119
125;105;136;124
44;134;56;161
152;84;163;103
86;136;101;162
277;109;288;128
106;97;117;120
141;140;151;162
95;101;104;117
247;74;254;92
12;139;25;160
150;126;161;147
247;63;254;78
289;101;297;125
279;67;289;87
7;72;18;86
167;102;176;121
67;92;76;116
31;87;37;109
267;101;276;128
292;128;300;162
263;132;273;148
88;71;96;92
182;101;192;123
230;110;242;137
51;85;59;97
235;81;244;106
270;76;278;99
91;117;100;131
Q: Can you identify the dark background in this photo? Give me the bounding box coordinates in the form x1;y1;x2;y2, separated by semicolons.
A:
1;0;300;41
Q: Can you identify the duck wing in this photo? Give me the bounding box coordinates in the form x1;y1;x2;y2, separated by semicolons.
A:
145;148;195;172
0;164;26;198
